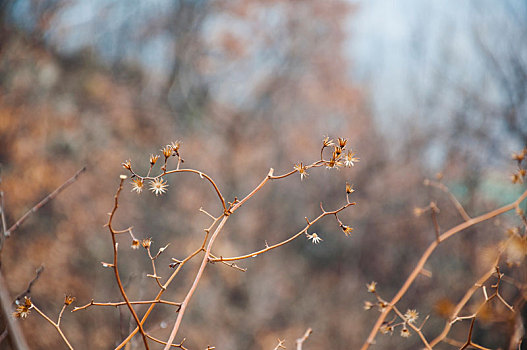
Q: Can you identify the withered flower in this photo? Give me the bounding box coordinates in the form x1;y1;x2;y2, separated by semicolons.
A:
404;309;419;324
170;140;181;153
379;322;393;335
150;178;168;196
122;159;132;170
322;136;334;148
13;297;32;319
294;162;309;180
306;232;323;244
341;225;353;237
366;281;377;293
150;154;160;165
64;295;76;306
142;238;152;249
131;178;144;194
400;326;411;338
346;182;355;194
343;150;360;167
161;145;173;159
338;137;348;148
131;239;140;250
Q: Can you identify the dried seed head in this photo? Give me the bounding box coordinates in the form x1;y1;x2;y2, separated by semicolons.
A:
13;297;32;319
150;154;160;165
64;295;76;306
322;136;335;149
294;162;309;180
346;182;355;194
161;145;173;159
343;150;360;167
366;281;377;293
170;140;181;153
150;178;168;196
364;301;374;310
338;137;348;149
131;239;141;250
142;238;152;249
131;178;144;194
306;232;323;244
122;159;132;170
379;323;393;335
341;225;353;237
404;309;419;324
400;326;411;338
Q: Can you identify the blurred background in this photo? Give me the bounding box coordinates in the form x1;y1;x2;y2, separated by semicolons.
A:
0;0;526;349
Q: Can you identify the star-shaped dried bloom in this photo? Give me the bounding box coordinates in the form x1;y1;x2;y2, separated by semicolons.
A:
366;281;377;293
131;178;144;194
150;178;168;196
13;297;32;319
404;309;419;324
306;232;323;244
338;137;348;149
343;150;360;167
294;162;309;180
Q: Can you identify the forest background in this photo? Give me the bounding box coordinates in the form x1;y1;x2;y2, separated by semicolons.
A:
0;0;526;349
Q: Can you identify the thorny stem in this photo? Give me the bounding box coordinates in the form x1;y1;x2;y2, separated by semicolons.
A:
73;299;181;312
114;243;205;349
31;304;74;350
163;215;229;349
108;177;150;350
210;203;354;262
361;188;527;350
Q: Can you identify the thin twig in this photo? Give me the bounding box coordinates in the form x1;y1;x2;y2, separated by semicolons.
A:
14;265;44;303
31;303;74;350
72;299;181;312
5;166;86;237
296;328;313;350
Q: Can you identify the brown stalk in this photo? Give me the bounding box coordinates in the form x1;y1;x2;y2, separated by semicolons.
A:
361;188;527;349
107;177;150;350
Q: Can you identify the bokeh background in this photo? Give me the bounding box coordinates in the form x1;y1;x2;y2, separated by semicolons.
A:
0;0;526;349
